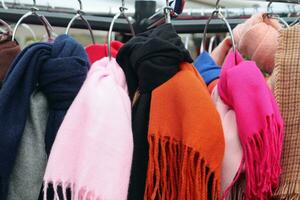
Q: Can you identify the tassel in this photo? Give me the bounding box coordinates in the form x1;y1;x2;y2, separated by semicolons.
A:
145;135;221;200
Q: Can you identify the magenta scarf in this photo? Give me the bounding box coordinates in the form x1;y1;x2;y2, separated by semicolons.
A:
218;50;284;199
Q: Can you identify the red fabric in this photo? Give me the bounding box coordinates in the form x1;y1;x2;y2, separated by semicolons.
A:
85;41;123;65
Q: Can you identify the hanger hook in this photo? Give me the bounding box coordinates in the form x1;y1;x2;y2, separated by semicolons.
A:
267;0;273;14
33;0;36;7
78;0;83;11
216;0;220;9
1;0;8;9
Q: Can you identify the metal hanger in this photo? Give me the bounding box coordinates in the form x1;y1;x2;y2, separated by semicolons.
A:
65;0;95;44
265;0;290;28
107;0;135;60
208;35;216;53
201;0;236;54
12;0;54;41
2;0;37;40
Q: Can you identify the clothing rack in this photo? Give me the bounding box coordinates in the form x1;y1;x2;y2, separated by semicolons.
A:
0;1;299;34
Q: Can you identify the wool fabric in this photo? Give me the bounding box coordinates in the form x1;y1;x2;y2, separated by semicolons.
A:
0;34;89;199
272;25;300;199
218;49;284;200
194;51;221;85
116;23;193;199
7;91;48;200
85;40;123;64
233;13;282;73
145;62;225;200
0;39;21;84
43;57;133;200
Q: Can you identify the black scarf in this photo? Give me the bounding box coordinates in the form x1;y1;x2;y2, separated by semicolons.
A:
116;23;193;200
0;35;89;199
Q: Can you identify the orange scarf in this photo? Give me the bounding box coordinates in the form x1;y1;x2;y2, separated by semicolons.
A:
145;62;225;200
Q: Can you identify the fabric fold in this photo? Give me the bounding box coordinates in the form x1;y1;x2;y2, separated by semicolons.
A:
218;49;284;200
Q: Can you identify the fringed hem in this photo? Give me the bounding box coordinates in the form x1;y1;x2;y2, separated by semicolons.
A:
43;181;99;200
144;135;221;200
243;115;283;200
272;181;300;200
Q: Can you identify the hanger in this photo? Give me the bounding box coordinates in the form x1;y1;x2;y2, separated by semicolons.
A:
265;0;290;28
12;0;54;41
65;0;95;44
208;35;216;53
201;0;236;55
107;0;135;60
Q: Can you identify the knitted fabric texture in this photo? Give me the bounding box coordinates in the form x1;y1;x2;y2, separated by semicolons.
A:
233;13;282;73
0;39;21;83
146;62;224;200
116;23;193;199
194;51;221;85
43;57;133;200
85;41;123;64
0;35;89;199
7;91;48;200
218;49;284;200
272;25;300;200
211;87;243;197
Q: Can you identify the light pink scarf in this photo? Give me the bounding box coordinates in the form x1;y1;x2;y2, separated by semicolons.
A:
211;86;243;196
43;57;133;200
218;50;284;199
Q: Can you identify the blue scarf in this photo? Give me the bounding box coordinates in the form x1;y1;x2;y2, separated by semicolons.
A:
194;51;221;85
0;35;89;199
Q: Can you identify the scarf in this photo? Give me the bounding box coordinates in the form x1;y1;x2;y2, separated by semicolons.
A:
43;57;133;200
85;41;123;65
8;91;48;200
116;23;193;199
218;49;284;199
145;62;225;200
0;34;89;199
272;25;300;200
0;39;21;84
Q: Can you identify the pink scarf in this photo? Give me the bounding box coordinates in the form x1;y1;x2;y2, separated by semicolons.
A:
218;50;284;199
43;57;133;200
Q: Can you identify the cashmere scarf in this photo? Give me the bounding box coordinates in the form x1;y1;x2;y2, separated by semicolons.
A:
218;50;284;200
0;34;89;199
116;23;193;199
0;39;21;84
146;62;225;200
43;57;133;200
272;25;300;200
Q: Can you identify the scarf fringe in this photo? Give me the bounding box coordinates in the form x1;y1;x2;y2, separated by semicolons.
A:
272;181;300;200
43;181;98;200
144;135;220;200
243;115;283;200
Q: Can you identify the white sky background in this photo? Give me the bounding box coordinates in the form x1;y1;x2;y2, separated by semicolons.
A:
2;0;298;13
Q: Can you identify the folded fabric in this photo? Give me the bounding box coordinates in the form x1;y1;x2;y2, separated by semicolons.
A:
218;49;284;199
116;23;194;199
194;51;221;85
211;87;243;196
233;13;282;73
85;41;123;64
43;57;133;200
272;25;300;199
7;91;48;200
0;39;21;84
0;34;89;199
145;62;224;200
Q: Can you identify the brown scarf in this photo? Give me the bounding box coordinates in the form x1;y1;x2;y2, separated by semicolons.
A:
271;25;300;199
0;38;21;83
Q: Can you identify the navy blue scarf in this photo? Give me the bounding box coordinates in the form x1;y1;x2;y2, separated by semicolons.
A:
0;35;89;199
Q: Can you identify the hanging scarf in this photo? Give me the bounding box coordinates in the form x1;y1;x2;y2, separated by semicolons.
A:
116;23;193;199
272;25;300;200
0;38;21;84
0;34;89;199
218;49;284;199
43;57;133;200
